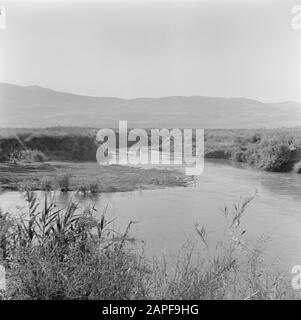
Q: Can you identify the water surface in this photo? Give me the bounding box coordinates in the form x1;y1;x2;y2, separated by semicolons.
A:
1;160;301;272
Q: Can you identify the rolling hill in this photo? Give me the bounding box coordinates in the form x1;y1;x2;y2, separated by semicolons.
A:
0;82;300;128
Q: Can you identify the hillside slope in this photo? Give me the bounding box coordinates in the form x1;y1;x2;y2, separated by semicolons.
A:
0;83;300;128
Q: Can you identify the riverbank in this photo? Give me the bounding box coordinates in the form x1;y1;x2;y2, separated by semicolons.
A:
204;128;301;172
1;127;301;174
0;191;298;300
0;161;191;192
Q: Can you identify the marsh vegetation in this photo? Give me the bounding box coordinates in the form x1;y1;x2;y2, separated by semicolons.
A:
0;190;298;300
1;127;300;173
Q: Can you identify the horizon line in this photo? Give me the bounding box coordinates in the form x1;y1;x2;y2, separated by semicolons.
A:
1;81;299;105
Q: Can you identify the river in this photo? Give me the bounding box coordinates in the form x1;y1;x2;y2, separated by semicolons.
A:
1;159;301;273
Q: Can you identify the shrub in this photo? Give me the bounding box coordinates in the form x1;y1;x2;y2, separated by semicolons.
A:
247;133;261;144
88;180;99;194
2;192;145;299
77;183;88;195
231;147;247;162
0;192;297;300
57;174;71;192
204;129;301;173
241;139;292;172
256;141;291;172
77;180;100;195
18;180;38;192
148;195;295;300
11;149;46;163
40;177;53;191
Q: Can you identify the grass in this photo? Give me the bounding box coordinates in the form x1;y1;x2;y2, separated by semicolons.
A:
40;176;53;191
1;127;301;172
77;179;100;195
0;191;147;299
0;191;298;300
0;161;190;192
0;127;99;162
57;174;71;192
204;128;301;172
9;149;46;163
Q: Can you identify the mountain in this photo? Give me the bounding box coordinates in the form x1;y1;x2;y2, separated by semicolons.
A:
0;82;300;128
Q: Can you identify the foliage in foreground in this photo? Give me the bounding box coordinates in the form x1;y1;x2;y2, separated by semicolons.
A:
0;192;298;300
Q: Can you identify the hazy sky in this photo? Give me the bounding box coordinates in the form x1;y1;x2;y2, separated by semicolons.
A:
0;0;300;102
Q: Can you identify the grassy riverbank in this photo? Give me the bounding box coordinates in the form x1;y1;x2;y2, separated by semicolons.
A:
0;161;190;192
204;128;301;172
0;191;298;300
1;127;301;173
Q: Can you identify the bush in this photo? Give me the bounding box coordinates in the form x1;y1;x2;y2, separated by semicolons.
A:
256;141;291;172
17;180;38;192
57;174;71;192
148;195;295;300
77;184;88;195
40;177;53;191
2;191;145;299
77;180;99;195
231;147;247;162
10;149;46;163
247;133;261;144
204;129;301;173
88;180;99;194
0;192;297;300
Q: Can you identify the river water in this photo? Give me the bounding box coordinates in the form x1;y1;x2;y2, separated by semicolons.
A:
1;159;301;273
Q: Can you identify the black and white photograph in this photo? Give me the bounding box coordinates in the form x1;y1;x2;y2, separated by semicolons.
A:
0;0;301;305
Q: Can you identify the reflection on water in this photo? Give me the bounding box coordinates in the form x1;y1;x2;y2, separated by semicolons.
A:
1;159;301;272
222;160;301;203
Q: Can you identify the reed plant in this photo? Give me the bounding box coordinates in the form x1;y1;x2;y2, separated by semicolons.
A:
0;191;298;300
